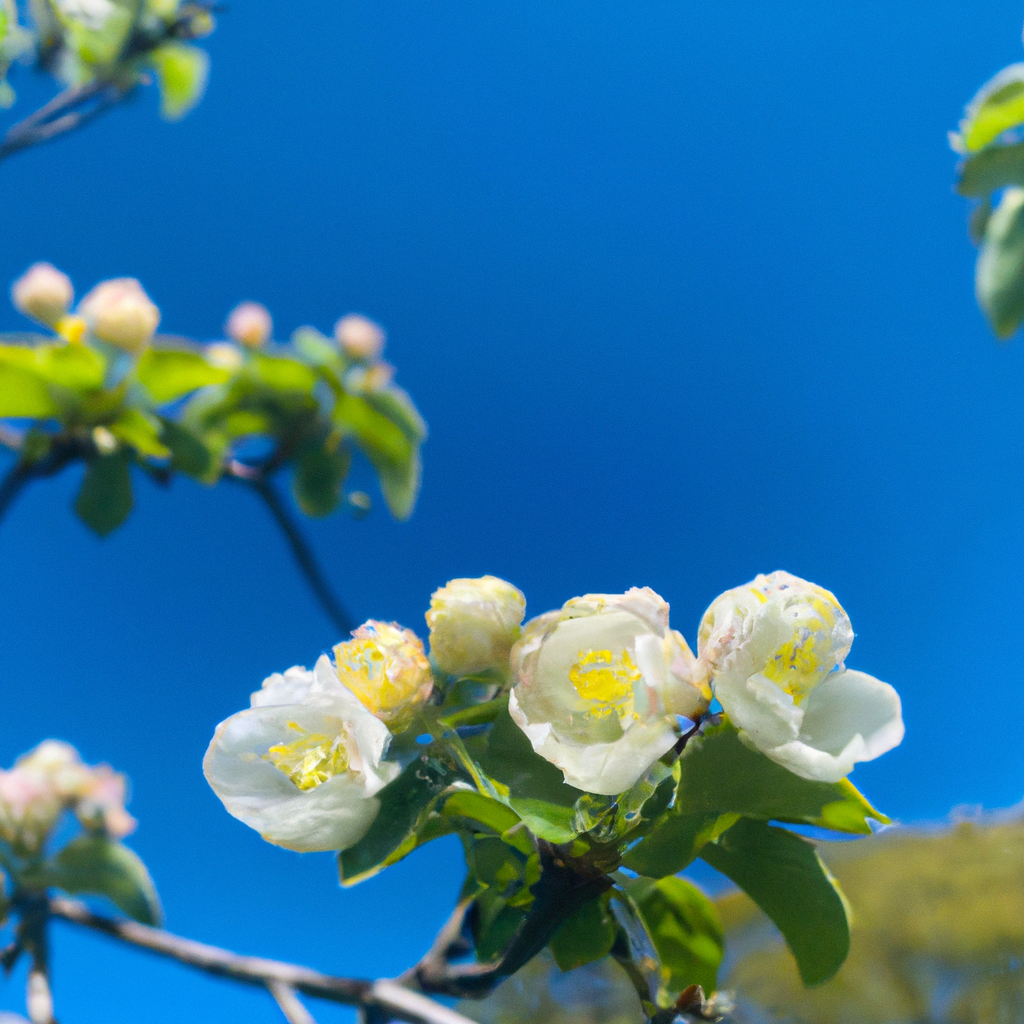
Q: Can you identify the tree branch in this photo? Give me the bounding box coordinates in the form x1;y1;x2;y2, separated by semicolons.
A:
48;897;478;1024
269;981;319;1024
225;465;354;636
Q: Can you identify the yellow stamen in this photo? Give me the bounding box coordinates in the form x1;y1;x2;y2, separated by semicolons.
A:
569;648;639;720
264;723;349;791
55;315;86;344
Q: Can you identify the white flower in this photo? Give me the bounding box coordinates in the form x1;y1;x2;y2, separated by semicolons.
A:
203;656;398;852
509;588;711;796
11;263;73;327
333;621;433;731
426;575;526;677
78;278;160;353
697;571;904;782
335;314;385;361
225;302;272;349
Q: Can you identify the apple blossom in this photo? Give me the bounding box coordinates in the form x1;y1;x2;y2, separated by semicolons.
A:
509;588;711;796
696;571;904;782
426;575;526;678
333;620;433;731
225;301;272;349
203;656;399;852
11;263;73;328
78;278;160;354
335;314;385;362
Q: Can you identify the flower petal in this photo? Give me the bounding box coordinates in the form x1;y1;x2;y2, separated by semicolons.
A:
250;665;314;708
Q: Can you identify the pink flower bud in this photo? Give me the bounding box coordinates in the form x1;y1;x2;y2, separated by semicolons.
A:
11;262;74;327
225;301;272;348
335;314;385;361
78;278;160;353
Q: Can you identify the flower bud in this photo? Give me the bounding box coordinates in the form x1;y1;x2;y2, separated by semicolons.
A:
205;341;245;371
225;301;272;348
426;575;526;677
333;620;433;731
11;263;73;327
335;314;385;361
510;588;711;795
697;571;904;782
78;278;160;353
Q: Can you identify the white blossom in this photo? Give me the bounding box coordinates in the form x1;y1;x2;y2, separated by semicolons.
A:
78;278;160;353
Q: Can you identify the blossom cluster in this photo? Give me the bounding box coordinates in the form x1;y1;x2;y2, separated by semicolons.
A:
204;571;904;853
0;741;135;857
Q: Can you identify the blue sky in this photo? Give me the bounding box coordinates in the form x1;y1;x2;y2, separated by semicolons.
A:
1;0;1023;1019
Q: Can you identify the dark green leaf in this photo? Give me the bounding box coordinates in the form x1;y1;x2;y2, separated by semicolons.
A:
292;444;350;517
109;409;171;459
550;892;617;971
969;197;993;246
958;141;1024;197
159;419;214;478
28;836;162;925
624;876;724;995
622;812;738;878
700;818;850;986
977;187;1024;338
74;454;133;536
378;447;421;520
338;748;467;885
135;348;231;404
472;708;583;843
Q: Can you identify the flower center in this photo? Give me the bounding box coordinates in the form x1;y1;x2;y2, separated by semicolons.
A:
264;723;350;791
569;648;639;720
760;598;839;702
334;637;390;716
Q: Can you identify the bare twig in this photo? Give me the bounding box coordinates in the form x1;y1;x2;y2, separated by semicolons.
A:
48;897;477;1024
225;466;354;635
268;981;319;1024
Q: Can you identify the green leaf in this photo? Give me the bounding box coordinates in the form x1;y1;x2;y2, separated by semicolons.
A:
957;141;1024;197
624;876;724;995
109;409;171;459
0;362;58;417
28;836;162;925
338;748;467;885
292;327;343;371
956;64;1024;153
364;385;428;444
250;353;318;393
969;197;993;246
700;818;850;986
378;446;421;520
34;343;105;391
135;348;230;403
149;42;209;120
55;0;134;64
292;444;350;517
158;418;214;478
471;708;583;843
977;187;1024;338
550;892;617;971
623;720;884;878
74;453;133;536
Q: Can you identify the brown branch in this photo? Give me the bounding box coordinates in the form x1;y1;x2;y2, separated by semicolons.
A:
48;897;478;1024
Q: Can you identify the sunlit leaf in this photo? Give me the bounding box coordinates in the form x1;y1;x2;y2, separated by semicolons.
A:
956;64;1024;153
74;453;133;536
250;353;317;394
54;0;135;65
109;409;171;459
977;186;1024;338
700;818;850;986
149;42;209;121
0;362;58;417
135;347;230;403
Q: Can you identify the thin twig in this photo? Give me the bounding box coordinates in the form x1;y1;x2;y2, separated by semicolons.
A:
268;981;319;1024
48;897;477;1024
225;466;354;635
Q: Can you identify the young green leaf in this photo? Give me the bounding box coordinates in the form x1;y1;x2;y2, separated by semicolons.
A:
292;445;350;517
27;836;162;926
158;418;214;478
149;42;210;121
0;362;58;417
550;893;617;971
74;453;134;536
700;818;850;986
109;409;171;459
622;876;724;996
135;348;230;403
977;187;1024;338
955;65;1024;153
250;353;318;394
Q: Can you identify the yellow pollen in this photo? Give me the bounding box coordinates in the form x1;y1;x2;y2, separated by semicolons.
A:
56;315;86;344
569;648;639;720
264;722;349;791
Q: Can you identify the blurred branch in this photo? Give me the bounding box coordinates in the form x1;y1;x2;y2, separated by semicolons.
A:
49;896;478;1024
0;82;129;164
225;461;355;635
269;981;319;1024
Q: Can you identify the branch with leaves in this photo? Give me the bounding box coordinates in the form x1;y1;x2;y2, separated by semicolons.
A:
0;263;427;634
0;0;214;163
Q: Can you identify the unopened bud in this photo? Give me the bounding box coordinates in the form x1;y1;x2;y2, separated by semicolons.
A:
78;278;160;354
27;971;52;1024
345;362;395;393
92;426;118;455
225;301;272;349
11;263;73;327
205;342;244;371
335;314;385;361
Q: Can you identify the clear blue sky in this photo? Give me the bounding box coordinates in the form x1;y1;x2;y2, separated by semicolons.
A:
1;1;1022;1019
